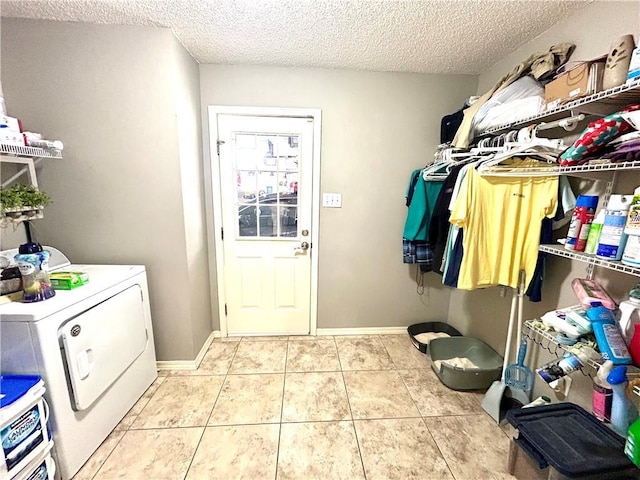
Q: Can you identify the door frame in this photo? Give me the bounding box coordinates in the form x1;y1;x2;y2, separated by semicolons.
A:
205;106;322;337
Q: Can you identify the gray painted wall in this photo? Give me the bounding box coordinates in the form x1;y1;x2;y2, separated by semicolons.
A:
1;18;212;361
200;65;478;330
172;34;213;357
451;1;640;410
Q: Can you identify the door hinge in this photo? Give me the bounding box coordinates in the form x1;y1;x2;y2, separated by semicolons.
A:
216;139;225;156
224;304;228;316
221;227;224;240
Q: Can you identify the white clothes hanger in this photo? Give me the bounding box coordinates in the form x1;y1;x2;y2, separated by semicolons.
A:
423;150;482;181
476;132;565;176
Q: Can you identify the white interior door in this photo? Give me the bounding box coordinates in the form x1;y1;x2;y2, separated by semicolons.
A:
215;114;315;335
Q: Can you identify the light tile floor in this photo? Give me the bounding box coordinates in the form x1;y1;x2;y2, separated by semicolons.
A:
72;335;515;480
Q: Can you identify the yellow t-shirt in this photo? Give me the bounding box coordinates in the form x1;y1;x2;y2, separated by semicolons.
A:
449;159;558;290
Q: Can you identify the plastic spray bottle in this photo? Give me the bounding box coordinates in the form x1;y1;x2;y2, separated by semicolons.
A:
607;366;639;436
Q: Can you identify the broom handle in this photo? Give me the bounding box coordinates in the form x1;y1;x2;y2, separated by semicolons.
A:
516;270;525;343
501;270;526;381
502;287;518;381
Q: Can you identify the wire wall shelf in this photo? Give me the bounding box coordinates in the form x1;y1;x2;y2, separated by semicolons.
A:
557;160;640;173
523;320;602;370
0;209;44;227
481;79;640;135
539;245;640;277
478;159;640;178
0;143;62;159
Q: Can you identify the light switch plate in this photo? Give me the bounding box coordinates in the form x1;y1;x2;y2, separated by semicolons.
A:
322;193;342;208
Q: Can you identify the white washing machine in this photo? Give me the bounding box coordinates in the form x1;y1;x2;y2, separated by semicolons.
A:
0;247;157;479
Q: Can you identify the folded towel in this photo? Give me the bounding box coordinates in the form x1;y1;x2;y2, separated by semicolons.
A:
414;332;450;344
434;357;480;370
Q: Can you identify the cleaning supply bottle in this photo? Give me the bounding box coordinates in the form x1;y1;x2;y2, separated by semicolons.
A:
622;236;640;266
620;299;640;343
628;324;640;367
566;195;598;251
593;360;614;422
585;209;606;254
625;417;640;467
625;186;640;236
587;303;632;365
623;189;640;265
537;346;601;383
597;194;634;261
607;366;639;436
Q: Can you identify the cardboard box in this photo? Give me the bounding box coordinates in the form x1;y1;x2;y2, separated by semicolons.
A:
545;62;590;110
49;271;89;290
0;115;22;132
0;128;25;146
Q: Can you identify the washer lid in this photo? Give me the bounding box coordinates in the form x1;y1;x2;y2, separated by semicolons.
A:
0;264;145;321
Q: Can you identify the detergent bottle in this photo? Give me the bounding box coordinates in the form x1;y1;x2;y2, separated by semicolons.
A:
625;417;640;466
597;194;634;261
620;296;640;343
623;188;640;264
587;303;632;365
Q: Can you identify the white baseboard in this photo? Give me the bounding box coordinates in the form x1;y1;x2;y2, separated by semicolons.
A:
156;330;218;371
316;327;408;336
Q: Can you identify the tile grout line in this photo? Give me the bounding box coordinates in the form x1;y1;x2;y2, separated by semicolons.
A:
88;375;168;479
420;417;458;480
182;340;240;480
87;432;123;480
274;338;290;480
335;336;368;479
395;346;459;480
378;335;399;370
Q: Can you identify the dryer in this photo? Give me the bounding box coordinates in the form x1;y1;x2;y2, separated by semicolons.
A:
0;247;157;479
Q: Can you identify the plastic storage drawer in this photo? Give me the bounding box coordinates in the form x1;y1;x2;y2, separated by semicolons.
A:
11;440;55;480
0;375;50;480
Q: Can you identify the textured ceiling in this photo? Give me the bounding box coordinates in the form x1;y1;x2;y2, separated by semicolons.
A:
0;0;590;74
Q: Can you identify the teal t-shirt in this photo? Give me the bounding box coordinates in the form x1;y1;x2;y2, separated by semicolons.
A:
403;171;444;241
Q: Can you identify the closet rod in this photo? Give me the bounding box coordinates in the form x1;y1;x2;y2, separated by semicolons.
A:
537;114;585;132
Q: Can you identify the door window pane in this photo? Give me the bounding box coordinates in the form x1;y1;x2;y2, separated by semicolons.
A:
237;170;257;202
280;206;297;237
233;133;301;239
257;205;277;237
238;205;257;237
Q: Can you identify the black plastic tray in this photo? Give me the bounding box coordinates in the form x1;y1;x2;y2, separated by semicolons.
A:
506;402;634;477
407;322;462;354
